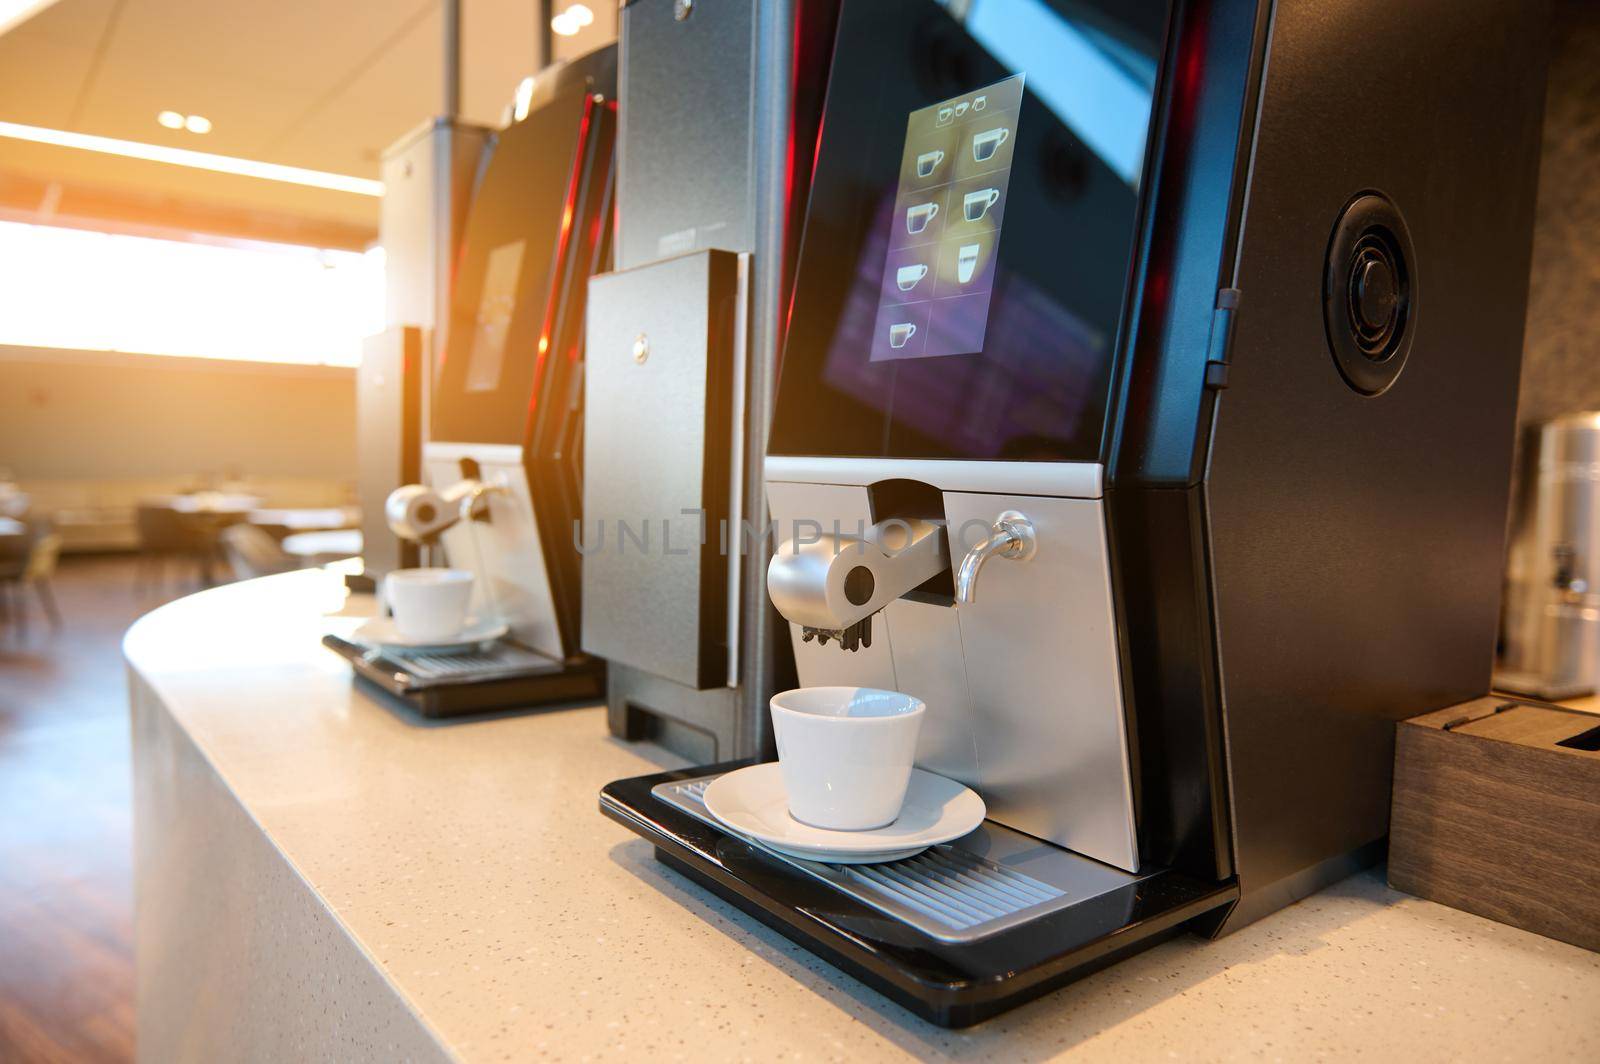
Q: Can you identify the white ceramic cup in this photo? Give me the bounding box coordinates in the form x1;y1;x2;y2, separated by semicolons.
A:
770;687;927;831
384;568;474;641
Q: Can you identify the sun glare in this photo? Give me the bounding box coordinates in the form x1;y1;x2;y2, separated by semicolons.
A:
0;220;384;366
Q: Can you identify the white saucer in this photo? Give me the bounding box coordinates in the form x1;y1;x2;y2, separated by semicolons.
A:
351;615;509;654
702;763;985;864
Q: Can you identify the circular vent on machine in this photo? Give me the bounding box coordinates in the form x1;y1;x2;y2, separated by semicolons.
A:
1323;192;1416;396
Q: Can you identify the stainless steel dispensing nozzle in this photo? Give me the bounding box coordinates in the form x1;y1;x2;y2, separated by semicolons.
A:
767;518;950;651
954;511;1037;606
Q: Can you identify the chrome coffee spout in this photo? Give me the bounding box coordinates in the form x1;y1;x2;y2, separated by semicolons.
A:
954;511;1037;606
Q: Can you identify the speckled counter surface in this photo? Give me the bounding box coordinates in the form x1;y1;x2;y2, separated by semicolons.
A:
126;569;1600;1062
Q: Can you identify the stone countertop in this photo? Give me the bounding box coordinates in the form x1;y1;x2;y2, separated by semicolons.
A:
124;568;1600;1061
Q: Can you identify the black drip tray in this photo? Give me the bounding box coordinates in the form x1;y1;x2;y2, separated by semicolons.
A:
324;634;604;719
600;762;1239;1028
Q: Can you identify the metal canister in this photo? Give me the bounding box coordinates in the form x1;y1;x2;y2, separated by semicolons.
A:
1497;413;1600;700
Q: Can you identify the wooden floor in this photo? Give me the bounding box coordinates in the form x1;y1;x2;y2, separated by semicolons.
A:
0;555;191;1063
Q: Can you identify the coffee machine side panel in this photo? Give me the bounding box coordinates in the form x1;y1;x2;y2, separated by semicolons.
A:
357;326;422;577
1205;0;1546;927
616;0;758;269
945;492;1139;873
582;251;742;688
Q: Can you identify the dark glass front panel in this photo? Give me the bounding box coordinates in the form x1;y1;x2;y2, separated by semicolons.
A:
769;0;1168;462
432;88;590;445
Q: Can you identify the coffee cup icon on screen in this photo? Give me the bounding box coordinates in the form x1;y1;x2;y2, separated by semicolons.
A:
906;202;939;234
972;126;1009;163
889;323;917;349
962;188;1000;223
957;244;980;284
972;95;987;112
915;150;945;178
954;101;969;118
896;263;928;291
937;106;954;125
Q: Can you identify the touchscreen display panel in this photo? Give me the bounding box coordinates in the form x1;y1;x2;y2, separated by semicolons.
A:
767;0;1168;463
464;239;527;393
873;74;1023;362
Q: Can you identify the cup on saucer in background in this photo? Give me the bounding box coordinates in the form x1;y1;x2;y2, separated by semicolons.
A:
770;687;926;831
384;568;475;641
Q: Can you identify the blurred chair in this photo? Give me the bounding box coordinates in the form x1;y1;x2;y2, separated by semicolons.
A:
1;530;62;631
135;502;202;593
219;524;296;580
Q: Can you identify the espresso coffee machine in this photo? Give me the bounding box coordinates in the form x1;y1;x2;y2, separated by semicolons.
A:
602;0;1548;1026
1497;414;1600;700
326;46;616;717
580;0;838;759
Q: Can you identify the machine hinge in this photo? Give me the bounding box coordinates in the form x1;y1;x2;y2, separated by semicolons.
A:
1203;287;1242;389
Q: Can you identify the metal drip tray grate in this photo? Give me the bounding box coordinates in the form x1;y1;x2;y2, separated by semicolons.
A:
324;633;566;690
400;646;537;681
651;773;1126;944
841;849;1065;932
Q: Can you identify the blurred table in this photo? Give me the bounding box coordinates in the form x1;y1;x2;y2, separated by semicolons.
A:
168;492;263;515
157;494;264;585
249;507;359;535
281;530;362;566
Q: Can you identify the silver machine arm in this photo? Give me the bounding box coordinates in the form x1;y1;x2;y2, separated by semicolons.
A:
384;479;509;545
767;511;1039;651
767;518;950;651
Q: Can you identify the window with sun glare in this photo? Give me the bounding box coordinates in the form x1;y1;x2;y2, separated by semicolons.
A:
0;220;383;366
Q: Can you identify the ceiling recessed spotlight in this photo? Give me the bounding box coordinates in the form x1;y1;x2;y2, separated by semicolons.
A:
184;114;211;134
551;3;590;36
157;110;184;130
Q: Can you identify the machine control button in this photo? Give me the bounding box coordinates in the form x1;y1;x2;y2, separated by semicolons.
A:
1354;254;1397;331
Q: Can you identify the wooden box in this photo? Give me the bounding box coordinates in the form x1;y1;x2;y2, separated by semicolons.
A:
1390;697;1600;951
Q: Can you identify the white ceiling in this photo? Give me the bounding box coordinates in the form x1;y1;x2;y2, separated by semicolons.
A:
0;0;617;240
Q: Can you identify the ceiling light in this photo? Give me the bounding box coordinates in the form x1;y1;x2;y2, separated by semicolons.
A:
550;11;578;36
157;110;185;130
0;1;61;39
183;114;211;134
0;120;383;196
568;4;594;27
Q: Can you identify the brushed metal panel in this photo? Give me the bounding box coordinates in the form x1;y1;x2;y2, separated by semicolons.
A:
357;326;420;578
582;251;741;687
885;599;980;789
944;492;1138;872
617;0;757;269
378;118;489;443
765;456;1104;499
424;444;564;660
